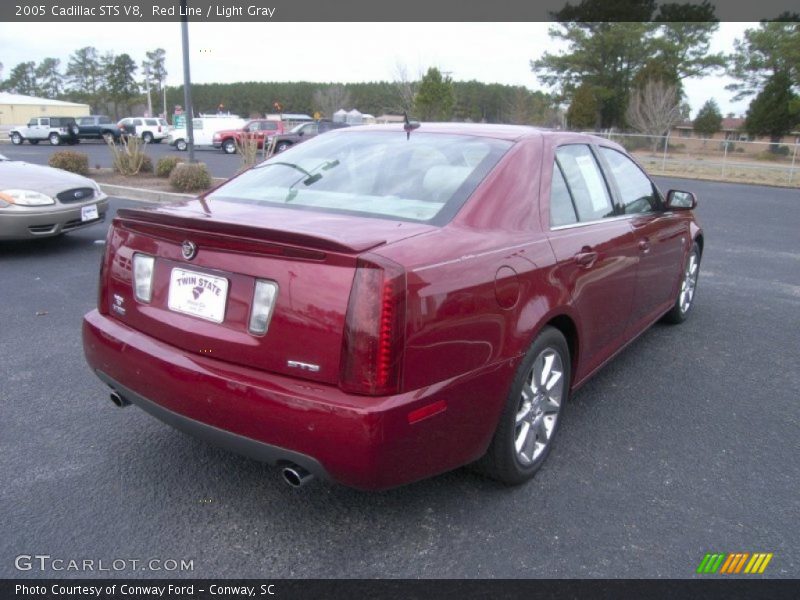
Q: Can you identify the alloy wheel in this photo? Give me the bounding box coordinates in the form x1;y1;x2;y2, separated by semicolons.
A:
679;251;699;314
514;347;564;465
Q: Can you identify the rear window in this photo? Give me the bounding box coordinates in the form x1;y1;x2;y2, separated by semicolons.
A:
208;131;511;224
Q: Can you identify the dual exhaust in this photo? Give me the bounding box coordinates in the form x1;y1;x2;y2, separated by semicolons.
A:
108;389;314;488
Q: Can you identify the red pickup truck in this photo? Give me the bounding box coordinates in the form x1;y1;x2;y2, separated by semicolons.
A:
212;120;285;154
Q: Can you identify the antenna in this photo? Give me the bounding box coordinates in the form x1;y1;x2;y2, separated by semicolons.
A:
403;111;420;140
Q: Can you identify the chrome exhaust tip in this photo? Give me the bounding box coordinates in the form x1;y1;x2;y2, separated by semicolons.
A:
109;390;131;408
281;465;313;488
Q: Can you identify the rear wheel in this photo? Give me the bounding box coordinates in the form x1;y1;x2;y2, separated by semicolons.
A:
49;133;61;146
275;141;291;153
475;326;570;485
10;133;23;145
662;242;700;324
102;133;114;144
175;139;188;151
142;131;154;143
222;139;237;154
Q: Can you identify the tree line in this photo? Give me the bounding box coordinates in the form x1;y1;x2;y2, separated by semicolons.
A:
532;0;799;143
1;6;798;141
0;46;167;120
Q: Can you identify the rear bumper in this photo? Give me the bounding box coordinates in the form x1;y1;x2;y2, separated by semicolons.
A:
82;310;512;490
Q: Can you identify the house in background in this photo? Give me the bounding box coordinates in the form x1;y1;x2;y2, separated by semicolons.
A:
0;92;90;129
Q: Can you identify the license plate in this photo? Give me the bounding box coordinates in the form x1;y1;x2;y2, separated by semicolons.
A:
167;268;229;323
81;204;99;222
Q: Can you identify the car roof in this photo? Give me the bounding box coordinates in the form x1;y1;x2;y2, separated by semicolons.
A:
340;123;613;144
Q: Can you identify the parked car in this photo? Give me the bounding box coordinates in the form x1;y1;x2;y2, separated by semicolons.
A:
117;117;170;143
212;119;286;154
0;153;109;240
272;120;349;153
76;115;124;143
82;124;703;491
9;117;80;146
169;115;246;151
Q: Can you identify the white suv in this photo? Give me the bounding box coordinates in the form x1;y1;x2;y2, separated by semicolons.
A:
117;117;170;143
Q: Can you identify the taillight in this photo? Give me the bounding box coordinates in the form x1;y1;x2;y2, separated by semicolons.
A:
132;253;155;302
340;254;406;395
248;279;278;335
97;225;115;314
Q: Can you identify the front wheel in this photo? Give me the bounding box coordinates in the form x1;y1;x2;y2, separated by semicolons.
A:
222;139;237;154
49;133;61;146
662;242;700;324
175;139;188;151
474;326;570;485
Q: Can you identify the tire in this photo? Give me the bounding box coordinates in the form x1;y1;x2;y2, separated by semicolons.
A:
10;132;23;145
175;139;188;151
153;139;163;144
474;326;571;485
102;133;115;144
222;139;237;154
142;132;154;143
275;141;291;153
49;133;61;146
662;241;701;324
29;139;39;145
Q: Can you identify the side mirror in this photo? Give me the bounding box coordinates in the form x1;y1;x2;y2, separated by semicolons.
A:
665;189;697;210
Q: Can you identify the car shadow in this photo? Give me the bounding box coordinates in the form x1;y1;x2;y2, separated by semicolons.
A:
0;233;103;260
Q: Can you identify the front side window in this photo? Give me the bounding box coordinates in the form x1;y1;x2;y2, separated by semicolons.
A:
555;145;614;221
599;147;659;214
28;119;37;126
208;131;511;224
39;118;50;127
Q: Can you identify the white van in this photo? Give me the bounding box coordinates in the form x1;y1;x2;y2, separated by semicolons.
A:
169;115;246;150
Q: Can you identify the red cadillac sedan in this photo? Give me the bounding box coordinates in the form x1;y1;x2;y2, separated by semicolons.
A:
83;124;702;490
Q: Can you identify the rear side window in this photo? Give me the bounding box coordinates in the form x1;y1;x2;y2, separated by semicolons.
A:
145;119;158;126
599;147;660;214
158;119;167;126
556;145;614;221
51;118;62;126
100;116;112;124
549;163;578;227
79;117;94;125
261;122;278;131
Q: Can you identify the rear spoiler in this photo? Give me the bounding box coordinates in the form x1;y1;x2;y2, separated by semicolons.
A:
115;207;387;255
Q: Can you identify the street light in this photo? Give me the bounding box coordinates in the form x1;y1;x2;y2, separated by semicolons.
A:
180;0;195;162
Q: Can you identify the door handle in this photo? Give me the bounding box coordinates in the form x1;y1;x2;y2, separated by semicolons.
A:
574;248;598;268
638;238;651;253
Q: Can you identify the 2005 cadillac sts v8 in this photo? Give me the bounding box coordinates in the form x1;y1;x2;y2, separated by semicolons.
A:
83;124;703;490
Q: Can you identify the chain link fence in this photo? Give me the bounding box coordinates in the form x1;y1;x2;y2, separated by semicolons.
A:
585;131;800;188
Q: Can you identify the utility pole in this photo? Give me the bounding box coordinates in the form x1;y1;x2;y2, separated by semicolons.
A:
162;79;167;119
180;0;195;163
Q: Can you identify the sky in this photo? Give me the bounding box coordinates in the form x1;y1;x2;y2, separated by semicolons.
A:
0;21;755;119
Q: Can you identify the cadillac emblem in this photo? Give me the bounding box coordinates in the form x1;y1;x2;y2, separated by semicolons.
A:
181;240;197;260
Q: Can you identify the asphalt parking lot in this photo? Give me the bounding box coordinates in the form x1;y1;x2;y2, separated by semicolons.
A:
1;140;243;179
1;176;798;579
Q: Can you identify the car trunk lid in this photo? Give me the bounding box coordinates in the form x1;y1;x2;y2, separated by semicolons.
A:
104;199;434;385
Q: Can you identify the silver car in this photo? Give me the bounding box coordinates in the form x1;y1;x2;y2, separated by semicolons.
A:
0;153;109;240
